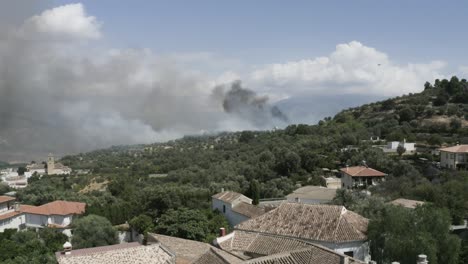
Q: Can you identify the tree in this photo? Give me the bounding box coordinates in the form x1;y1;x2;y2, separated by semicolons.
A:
399;107;416;123
428;134;443;146
71;215;118;249
424;81;433;90
450;118;462;131
239;131;255;143
16;167;26;176
129;214;154;235
369;205;460;264
397;145;406;156
246;180;260;205
155;208;209;241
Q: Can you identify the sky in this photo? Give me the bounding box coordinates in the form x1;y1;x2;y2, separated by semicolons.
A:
0;1;467;161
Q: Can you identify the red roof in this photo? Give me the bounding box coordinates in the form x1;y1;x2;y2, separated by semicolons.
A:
340;166;386;177
22;201;85;216
0;196;15;204
439;145;468;153
0;205;36;221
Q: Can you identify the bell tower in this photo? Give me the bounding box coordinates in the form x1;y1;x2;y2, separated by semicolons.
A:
47;153;55;175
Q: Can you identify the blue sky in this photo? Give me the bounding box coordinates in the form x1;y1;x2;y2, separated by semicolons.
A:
43;0;467;69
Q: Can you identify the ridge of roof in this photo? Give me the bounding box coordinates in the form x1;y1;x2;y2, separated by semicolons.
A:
0;195;15;204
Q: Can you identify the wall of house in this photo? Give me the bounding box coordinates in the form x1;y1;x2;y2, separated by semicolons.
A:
319;240;370;262
25;214;49;227
286;197;332;204
341;173;353;189
50;215;72;226
441;151;456;169
0;214;25;232
0;202;11;213
212;199;249;227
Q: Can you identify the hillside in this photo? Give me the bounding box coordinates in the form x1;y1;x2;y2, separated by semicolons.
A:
4;77;467;263
336;76;468;145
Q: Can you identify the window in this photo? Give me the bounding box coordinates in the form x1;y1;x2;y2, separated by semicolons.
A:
344;251;354;257
223;205;226;213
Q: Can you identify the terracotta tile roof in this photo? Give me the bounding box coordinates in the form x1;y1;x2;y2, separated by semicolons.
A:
389;198;425;209
245;246;364;264
235;203;368;243
212;192;244;204
439;145;468;153
232;202;265;218
191;248;230;264
148;233;242;264
340;166;386;177
55;242;174;264
218;231;311;257
0;195;15;204
22;201;85;216
286;186;337;201
0;210;21;221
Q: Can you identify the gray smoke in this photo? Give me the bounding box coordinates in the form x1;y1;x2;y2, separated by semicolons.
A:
0;3;289;162
213;81;288;127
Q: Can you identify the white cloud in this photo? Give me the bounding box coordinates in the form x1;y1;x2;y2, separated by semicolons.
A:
459;66;468;76
22;3;101;40
250;41;446;96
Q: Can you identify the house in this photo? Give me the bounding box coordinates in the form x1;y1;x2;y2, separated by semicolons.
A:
55;242;175;264
212;191;265;227
151;232;363;264
26;162;46;175
47;154;72;175
215;230;363;263
0;199;85;234
439;145;468;169
389;198;425;209
286;186;337;204
0;196;33;232
22;200;85;230
386;140;416;153
323;176;342;189
340;166;386;189
234;203;370;261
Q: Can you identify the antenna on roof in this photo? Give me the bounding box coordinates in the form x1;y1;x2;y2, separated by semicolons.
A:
362;160;368;168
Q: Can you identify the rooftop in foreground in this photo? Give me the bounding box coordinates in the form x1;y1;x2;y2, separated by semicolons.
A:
55;242;174;264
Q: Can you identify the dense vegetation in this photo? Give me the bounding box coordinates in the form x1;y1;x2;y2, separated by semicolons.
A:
1;77;468;263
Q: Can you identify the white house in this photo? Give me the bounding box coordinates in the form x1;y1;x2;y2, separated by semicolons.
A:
234;203;371;262
0;199;85;234
23;200;85;229
340;166;386;189
439;145;468;169
0;196;27;232
386;140;416;153
212;191;264;227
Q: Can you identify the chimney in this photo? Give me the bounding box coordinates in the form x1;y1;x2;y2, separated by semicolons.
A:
417;254;428;264
14;202;20;212
219;227;226;237
295;197;300;203
346;165;349;171
62;242;72;255
221;188;225;193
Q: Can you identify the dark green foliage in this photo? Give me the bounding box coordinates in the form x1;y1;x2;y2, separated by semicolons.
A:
246;180;260;205
71;214;118;249
129;214;154;234
369;205;460;264
155;208;209;241
16;167;26;176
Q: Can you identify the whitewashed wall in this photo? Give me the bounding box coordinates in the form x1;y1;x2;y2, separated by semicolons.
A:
0;214;25;232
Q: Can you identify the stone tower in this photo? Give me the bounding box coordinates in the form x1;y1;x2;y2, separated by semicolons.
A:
47;153;55;175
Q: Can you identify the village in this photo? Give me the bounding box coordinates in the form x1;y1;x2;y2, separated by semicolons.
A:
1;141;466;264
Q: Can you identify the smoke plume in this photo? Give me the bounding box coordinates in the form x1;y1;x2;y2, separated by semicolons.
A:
0;3;288;161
